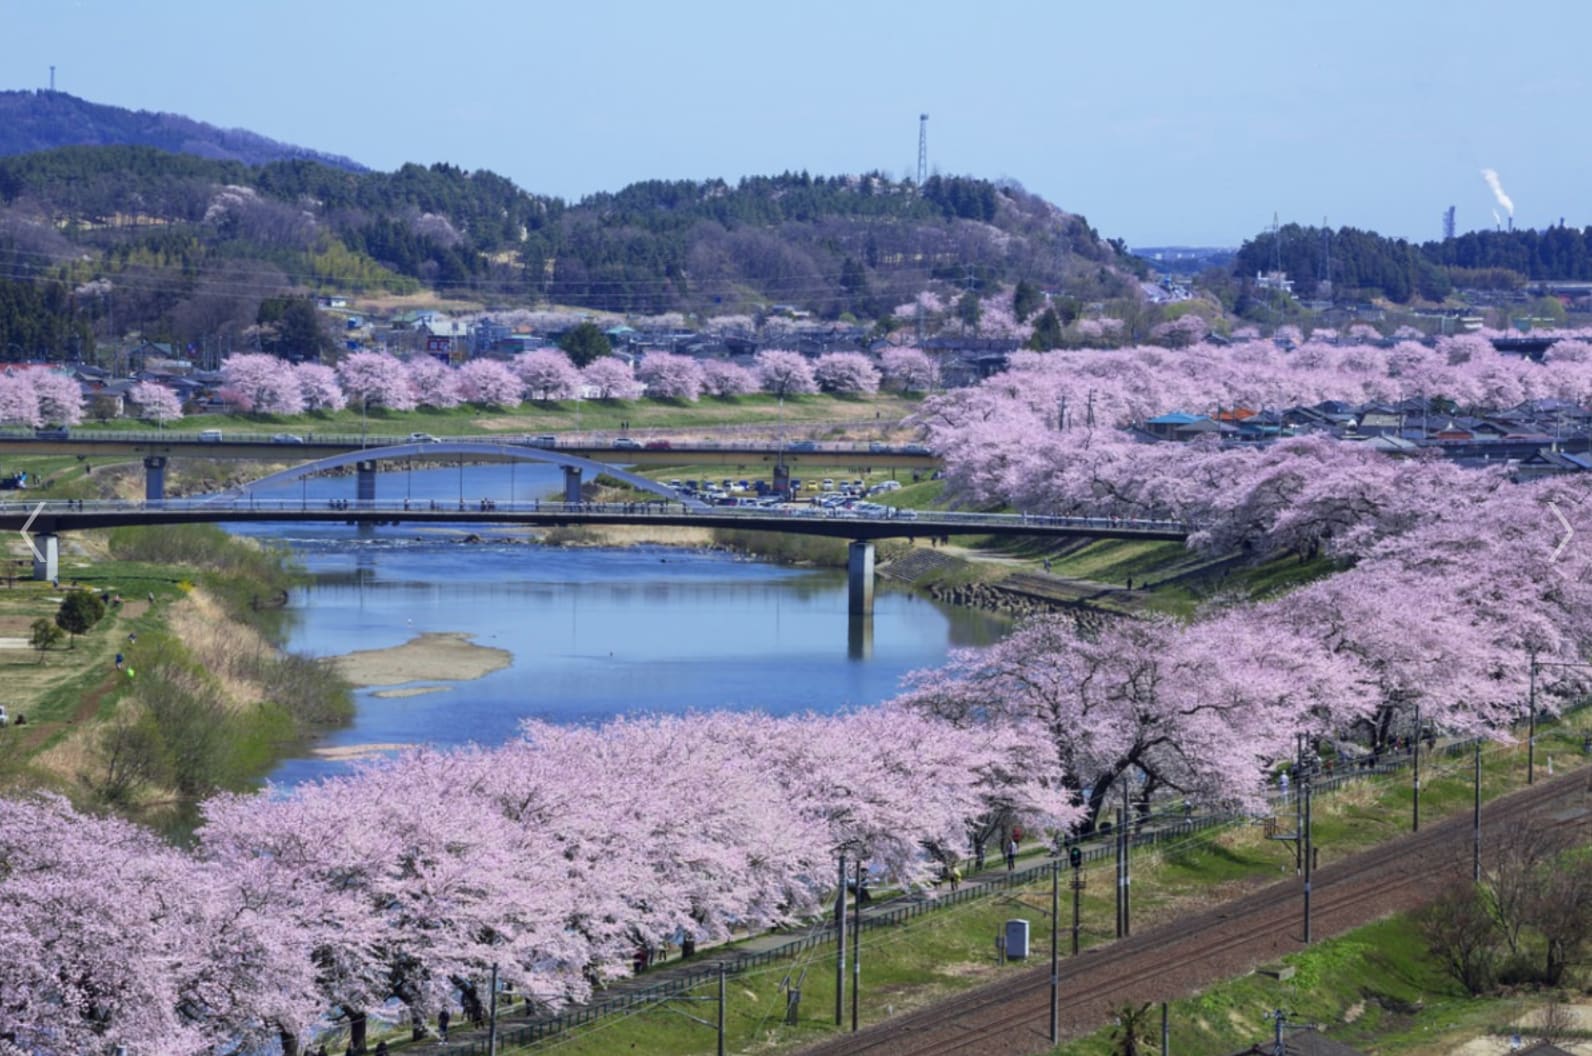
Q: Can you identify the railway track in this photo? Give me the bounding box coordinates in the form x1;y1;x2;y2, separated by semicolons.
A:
800;769;1592;1056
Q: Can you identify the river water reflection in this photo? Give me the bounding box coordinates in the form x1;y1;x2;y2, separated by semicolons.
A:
233;461;1010;786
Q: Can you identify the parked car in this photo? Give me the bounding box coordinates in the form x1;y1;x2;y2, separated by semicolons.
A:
527;434;558;448
789;440;817;452
868;441;887;452
612;437;643;449
407;432;440;443
34;427;69;440
644;439;672;450
198;429;224;443
271;433;304;444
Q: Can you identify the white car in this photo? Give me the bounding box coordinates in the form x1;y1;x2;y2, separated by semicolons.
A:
407;432;440;444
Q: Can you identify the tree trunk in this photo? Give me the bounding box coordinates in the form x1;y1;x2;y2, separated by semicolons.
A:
346;1008;367;1054
411;1009;427;1041
278;1025;301;1056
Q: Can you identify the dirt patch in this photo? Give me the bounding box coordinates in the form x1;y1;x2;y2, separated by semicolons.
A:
310;742;415;760
331;632;511;687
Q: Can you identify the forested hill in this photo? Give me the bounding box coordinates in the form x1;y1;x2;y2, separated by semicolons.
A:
0;143;1131;334
0;90;366;172
1234;221;1592;303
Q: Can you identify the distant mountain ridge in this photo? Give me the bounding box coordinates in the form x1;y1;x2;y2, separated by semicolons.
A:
0;90;366;172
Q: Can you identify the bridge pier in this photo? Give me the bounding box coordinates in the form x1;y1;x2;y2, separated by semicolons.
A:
847;540;875;616
143;456;167;502
31;533;58;582
562;465;583;504
356;460;377;505
847;613;874;660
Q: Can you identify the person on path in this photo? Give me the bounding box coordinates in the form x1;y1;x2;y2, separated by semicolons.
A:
1005;838;1017;871
948;863;962;890
374;1044;388;1056
438;1009;450;1042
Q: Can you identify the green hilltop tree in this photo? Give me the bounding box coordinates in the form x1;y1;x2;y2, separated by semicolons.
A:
55;591;106;649
1028;306;1065;350
1012;280;1042;323
558;322;612;368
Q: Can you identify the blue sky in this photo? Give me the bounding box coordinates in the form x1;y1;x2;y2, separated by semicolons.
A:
3;0;1588;247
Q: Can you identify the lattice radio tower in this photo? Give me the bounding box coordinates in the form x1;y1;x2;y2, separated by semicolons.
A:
917;114;929;186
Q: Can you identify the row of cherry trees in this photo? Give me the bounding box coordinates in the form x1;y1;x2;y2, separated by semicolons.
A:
0;708;1071;1056
899;336;1592;832
211;347;941;417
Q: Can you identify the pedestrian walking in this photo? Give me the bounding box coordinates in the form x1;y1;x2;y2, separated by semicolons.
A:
374;1044;388;1056
1005;837;1017;871
438;1008;450;1041
948;863;962;890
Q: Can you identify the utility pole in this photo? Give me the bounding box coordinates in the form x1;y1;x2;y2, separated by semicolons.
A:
835;853;847;1026
1116;781;1132;938
1071;845;1084;955
851;859;862;1033
717;963;726;1056
487;962;499;1056
1473;737;1483;882
1294;733;1305;873
1050;860;1060;1044
1303;760;1313;944
1527;659;1537;785
1412;701;1422;833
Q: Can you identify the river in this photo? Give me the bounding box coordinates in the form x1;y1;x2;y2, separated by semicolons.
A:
231;460;1010;786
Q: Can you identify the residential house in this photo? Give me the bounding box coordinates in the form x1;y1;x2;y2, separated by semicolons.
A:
1514;447;1592;481
418;318;472;364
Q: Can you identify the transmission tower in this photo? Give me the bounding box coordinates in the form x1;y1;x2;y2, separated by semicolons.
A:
917;114;928;187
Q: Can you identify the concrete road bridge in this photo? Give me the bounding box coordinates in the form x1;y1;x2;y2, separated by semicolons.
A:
1;441;1188;613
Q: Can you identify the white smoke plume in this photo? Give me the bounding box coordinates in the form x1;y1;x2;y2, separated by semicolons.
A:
1481;168;1515;216
1492;209;1503;230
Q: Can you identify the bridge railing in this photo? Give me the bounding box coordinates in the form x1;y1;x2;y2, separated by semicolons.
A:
0;497;1193;535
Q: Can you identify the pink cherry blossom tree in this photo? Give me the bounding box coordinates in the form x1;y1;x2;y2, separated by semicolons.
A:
637;352;705;401
581;356;644;401
294;362;348;412
455;359;525;407
220;353;306;415
813;351;882;395
128;380;184;424
879;347;940;392
27;369;84;425
405;356;462;409
337;350;418;412
0;372;42;427
700;359;759;397
755;349;818;398
513;349;581;401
